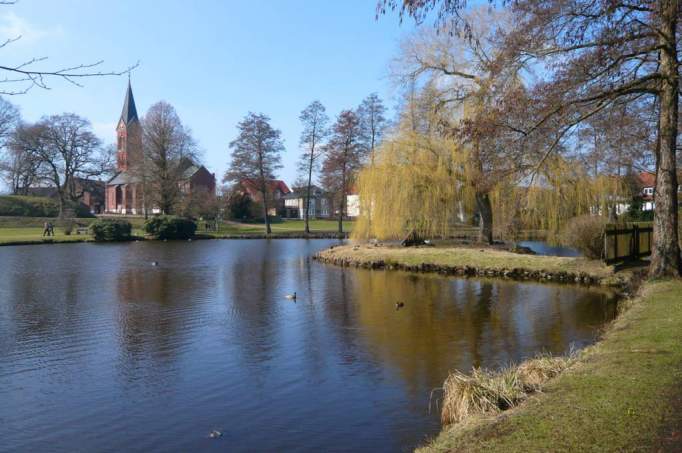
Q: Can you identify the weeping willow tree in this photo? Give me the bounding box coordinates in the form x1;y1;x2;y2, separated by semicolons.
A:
354;133;471;240
355;139;631;242
491;156;631;244
354;7;638;243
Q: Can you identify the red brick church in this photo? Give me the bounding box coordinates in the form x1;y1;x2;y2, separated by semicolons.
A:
105;82;216;214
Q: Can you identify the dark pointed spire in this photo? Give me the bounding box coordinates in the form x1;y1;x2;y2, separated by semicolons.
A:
120;80;139;125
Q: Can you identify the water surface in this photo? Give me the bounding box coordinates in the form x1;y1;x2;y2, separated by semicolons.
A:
0;240;616;452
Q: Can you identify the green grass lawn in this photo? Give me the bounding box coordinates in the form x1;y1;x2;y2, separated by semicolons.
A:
0;227;91;244
205;219;354;235
420;279;682;452
0;217;353;245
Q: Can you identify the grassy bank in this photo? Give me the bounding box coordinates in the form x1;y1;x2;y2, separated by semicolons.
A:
0;217;353;246
0;228;92;245
315;244;631;287
420;280;682;452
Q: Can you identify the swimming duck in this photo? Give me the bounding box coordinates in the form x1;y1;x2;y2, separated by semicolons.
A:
209;430;222;439
285;292;297;300
151;261;158;266
395;301;405;310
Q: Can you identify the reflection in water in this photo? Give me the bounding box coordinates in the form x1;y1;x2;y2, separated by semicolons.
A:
0;240;617;452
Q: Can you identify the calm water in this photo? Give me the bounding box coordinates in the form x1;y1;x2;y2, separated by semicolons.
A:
0;240;616;452
519;240;582;257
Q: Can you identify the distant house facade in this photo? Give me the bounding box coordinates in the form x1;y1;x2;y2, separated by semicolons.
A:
283;185;332;219
346;193;360;218
237;178;291;217
637;172;656;211
104;82;216;215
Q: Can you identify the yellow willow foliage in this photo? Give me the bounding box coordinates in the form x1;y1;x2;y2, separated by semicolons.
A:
355;137;631;242
491;156;631;243
353;132;476;240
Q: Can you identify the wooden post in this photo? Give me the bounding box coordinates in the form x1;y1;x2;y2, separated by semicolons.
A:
632;224;639;260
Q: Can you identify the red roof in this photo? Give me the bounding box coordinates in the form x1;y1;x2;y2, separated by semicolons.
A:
637;172;656;188
240;178;291;195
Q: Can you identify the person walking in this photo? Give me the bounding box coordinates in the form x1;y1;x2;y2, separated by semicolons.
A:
43;222;50;237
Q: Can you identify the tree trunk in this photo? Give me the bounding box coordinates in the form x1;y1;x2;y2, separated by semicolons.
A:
262;191;271;235
305;152;313;235
339;163;346;234
475;191;493;245
650;0;681;278
57;193;66;218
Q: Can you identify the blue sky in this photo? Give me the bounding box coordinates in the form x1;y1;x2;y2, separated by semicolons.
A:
0;0;416;186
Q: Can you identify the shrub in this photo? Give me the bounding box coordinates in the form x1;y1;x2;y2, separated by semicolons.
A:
143;215;197;240
90;218;132;241
225;190;253;220
559;215;607;259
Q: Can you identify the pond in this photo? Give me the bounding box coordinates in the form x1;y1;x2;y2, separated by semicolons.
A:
518;240;582;257
0;240;617;452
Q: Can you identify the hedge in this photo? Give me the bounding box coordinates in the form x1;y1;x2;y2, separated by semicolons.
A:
0;195;94;218
90;218;132;241
143;215;197;240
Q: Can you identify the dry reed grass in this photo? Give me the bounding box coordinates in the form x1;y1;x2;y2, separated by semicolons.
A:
441;354;573;425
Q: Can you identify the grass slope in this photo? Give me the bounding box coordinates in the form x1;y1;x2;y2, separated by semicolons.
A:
420;280;682;452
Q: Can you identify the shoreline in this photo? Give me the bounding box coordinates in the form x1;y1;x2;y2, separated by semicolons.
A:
313;243;682;452
314;243;639;291
0;232;349;247
417;279;682;452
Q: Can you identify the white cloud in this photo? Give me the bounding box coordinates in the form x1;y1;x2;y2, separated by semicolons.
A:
0;12;63;45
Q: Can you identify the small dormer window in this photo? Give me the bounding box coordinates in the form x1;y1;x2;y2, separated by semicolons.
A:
643;187;654;196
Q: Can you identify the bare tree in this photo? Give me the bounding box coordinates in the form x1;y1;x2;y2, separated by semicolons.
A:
298;101;329;234
0;97;25;192
357;93;388;164
224;112;284;234
321;110;365;233
390;9;532;244
379;0;682;277
11;114;105;215
140;101;198;215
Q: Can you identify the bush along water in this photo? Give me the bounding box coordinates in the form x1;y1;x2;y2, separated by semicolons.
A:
143;215;197;240
90;218;132;241
559;214;607;259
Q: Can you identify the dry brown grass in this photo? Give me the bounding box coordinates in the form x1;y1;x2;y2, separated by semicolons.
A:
440;354;574;426
516;354;573;391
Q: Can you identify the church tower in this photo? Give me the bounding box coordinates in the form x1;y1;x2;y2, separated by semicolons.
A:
116;81;142;172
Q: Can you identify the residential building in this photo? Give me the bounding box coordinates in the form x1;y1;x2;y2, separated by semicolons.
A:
283;185;332;219
346;193;360;218
637;172;656;211
237;178;291;217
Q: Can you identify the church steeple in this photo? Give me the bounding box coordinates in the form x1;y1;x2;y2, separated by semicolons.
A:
120;79;139;125
116;80;142;172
